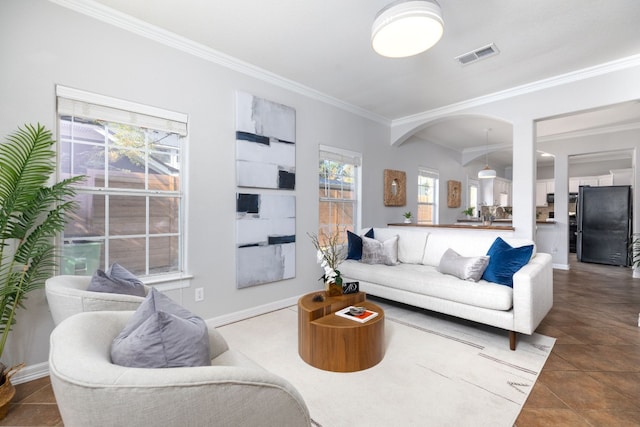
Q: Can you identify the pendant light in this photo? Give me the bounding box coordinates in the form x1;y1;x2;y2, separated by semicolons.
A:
371;0;444;58
478;128;496;179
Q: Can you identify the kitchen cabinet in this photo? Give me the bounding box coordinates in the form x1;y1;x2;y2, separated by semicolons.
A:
569;174;615;192
598;174;613;186
580;177;599;187
569;178;580;193
611;169;633;185
480;177;512;206
494;177;512;206
536;182;548;207
536;179;554;207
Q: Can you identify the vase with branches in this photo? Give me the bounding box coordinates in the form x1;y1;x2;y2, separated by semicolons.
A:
0;124;82;404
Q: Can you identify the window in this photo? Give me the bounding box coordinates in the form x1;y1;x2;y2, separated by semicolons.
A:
468;178;479;217
56;86;187;278
318;146;361;245
417;168;439;224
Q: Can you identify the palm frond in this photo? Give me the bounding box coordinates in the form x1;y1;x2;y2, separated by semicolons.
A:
0;124;83;358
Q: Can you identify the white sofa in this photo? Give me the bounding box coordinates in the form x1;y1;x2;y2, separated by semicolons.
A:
339;227;553;350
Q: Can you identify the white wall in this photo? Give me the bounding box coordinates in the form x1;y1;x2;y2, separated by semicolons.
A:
0;0;388;370
361;135;468;227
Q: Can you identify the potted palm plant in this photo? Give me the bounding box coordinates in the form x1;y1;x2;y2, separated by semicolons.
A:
0;124;82;418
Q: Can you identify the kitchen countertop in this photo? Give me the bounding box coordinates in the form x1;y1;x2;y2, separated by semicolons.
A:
456;219;556;225
389;223;515;231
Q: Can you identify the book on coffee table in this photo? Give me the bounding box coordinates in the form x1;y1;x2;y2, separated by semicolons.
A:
335;306;379;323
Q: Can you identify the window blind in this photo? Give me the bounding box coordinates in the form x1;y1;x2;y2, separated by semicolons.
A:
319;145;362;167
56;85;187;136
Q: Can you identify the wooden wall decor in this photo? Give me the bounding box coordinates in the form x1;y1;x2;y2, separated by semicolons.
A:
447;180;462;208
383;169;406;206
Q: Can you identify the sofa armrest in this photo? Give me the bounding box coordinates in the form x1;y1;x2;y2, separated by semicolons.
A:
512;252;553;334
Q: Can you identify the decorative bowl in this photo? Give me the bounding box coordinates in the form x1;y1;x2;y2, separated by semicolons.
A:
349;306;366;316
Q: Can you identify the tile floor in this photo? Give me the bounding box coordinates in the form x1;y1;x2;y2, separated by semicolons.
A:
2;256;639;426
516;256;640;426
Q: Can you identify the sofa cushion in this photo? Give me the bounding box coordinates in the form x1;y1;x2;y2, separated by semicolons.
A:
340;260;512;311
438;248;490;282
422;232;536;267
346;228;374;260
88;263;146;297
373;228;429;264
111;288;211;368
482;237;534;287
361;235;399;266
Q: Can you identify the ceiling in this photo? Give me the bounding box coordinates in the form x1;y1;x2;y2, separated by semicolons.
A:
85;0;640;165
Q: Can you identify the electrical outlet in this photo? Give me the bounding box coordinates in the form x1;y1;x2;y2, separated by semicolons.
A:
195;287;204;302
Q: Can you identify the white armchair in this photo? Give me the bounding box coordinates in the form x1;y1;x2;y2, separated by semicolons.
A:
45;275;150;325
49;311;311;427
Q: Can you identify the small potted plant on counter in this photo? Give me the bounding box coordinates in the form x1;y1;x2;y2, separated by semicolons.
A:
403;212;413;223
462;207;474;219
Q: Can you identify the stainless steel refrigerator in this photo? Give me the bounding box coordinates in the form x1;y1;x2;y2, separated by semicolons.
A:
577;185;632;266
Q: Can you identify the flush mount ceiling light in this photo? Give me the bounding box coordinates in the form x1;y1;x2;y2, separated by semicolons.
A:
478;128;496;179
371;0;444;58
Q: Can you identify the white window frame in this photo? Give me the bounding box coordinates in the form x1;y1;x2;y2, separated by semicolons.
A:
56;86;191;287
417;167;439;224
318;145;362;238
468;177;479;217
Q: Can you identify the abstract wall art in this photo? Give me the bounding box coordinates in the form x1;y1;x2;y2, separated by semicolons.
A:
235;92;296;190
236;192;296;288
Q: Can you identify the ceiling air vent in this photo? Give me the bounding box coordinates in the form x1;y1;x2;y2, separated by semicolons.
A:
455;43;500;66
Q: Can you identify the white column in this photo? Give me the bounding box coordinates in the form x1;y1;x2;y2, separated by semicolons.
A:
511;120;536;240
554;153;569;268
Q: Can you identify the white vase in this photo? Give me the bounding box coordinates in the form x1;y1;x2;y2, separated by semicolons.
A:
404;218;411;223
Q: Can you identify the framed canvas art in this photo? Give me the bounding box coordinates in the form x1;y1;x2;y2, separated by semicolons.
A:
235;92;296;190
236;192;296;288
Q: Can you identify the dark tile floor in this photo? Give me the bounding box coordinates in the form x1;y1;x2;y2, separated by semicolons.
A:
0;376;61;426
2;256;639;426
517;256;640;426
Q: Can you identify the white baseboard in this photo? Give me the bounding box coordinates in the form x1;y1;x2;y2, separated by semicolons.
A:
206;295;301;327
14;294;306;383
553;263;570;270
12;361;49;385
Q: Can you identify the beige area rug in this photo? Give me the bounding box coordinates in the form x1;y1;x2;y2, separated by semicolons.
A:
217;298;555;427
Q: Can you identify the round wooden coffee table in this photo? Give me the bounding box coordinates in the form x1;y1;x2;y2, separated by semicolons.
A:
298;291;384;372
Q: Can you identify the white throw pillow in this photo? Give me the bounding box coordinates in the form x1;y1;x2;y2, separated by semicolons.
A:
437;248;490;282
361;235;399;266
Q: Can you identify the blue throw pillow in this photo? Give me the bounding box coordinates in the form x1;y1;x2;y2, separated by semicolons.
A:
346;228;374;260
481;237;534;287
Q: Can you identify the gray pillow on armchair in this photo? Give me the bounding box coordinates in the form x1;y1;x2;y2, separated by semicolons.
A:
110;288;211;368
88;263;146;297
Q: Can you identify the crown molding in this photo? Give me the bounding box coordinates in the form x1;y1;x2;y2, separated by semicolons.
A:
45;0;640;130
48;0;390;126
392;54;640;128
537;122;640;143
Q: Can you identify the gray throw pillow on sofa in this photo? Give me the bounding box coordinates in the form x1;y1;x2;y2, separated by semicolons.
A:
111;288;211;368
438;248;490;282
88;263;146;297
361;235;399;266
